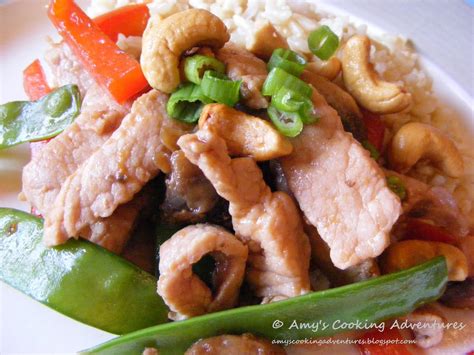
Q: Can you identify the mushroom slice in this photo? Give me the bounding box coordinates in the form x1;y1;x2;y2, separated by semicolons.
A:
440;278;474;309
158;224;248;320
160;150;219;224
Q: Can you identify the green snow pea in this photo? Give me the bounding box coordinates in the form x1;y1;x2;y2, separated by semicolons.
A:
84;257;447;354
0;208;169;334
0;84;80;149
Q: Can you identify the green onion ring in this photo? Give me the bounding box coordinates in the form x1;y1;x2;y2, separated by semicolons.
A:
267;104;304;137
201;70;241;107
308;25;339;60
166;83;212;123
262;68;312;97
183;55;225;85
267;48;307;77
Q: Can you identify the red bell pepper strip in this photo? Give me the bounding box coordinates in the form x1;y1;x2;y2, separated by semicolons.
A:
358;328;412;355
404;219;458;245
94;4;150;42
23;59;51;101
362;109;385;152
23;59;52;166
48;0;148;104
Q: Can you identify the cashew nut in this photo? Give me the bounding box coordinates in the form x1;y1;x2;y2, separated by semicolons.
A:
404;306;446;348
306;57;342;81
342;35;412;114
198;103;293;160
141;9;230;93
381;240;468;281
245;20;289;60
389;122;464;178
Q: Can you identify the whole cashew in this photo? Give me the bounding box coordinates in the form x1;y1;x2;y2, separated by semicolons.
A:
381;240;468;281
306;57;342;81
389;122;464;178
141;9;230;93
199;103;293;160
342;35;412;114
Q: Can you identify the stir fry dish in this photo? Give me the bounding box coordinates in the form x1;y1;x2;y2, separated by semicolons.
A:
1;0;473;354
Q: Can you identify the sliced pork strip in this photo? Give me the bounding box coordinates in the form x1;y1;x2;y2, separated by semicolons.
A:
43;90;175;247
85;201;141;253
21;83;128;214
158;224;248;320
216;43;268;110
185;334;285;355
280;89;402;270
160;150;219;224
45;40;95;96
305;224;380;287
178;130;311;299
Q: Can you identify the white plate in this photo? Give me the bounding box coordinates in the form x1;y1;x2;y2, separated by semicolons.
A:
0;0;473;354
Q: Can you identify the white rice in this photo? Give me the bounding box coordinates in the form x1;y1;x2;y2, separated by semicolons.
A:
87;0;474;226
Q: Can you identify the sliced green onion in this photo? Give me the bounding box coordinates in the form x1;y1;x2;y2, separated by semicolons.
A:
299;100;319;124
387;176;407;201
183;55;225;85
267;48;307;77
166;83;212;123
262;68;312;97
362;140;380;160
201;70;241;106
308;25;339;60
272;87;319;124
267;105;303;137
272;87;308;112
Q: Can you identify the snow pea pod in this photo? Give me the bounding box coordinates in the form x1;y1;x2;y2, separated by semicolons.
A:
0;84;80;149
0;208;169;334
84;257;447;354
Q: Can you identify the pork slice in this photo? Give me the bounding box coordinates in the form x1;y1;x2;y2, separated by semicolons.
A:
178;130;311;299
45;40;95;96
280;89;402;269
43;90;177;247
158;224;248;320
216;43;268;110
305;223;380;287
21;83;128;214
